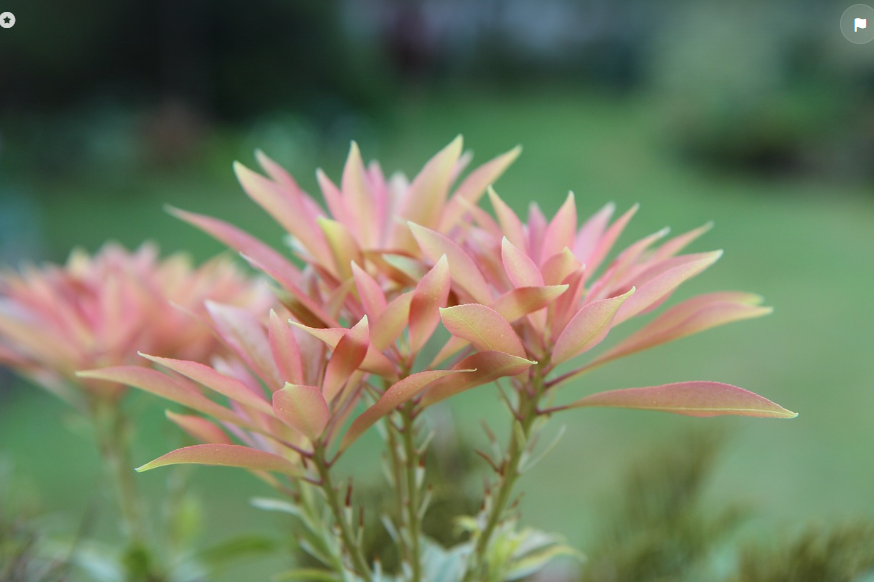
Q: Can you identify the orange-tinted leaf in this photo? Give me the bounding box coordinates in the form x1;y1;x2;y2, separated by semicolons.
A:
409;256;451;353
592;292;771;366
322;316;369;403
351;262;386;319
408;223;492;304
206;302;281;387
269;310;304;385
372;291;413;351
166;411;232;444
342;142;378;247
501;237;544;288
540;192;577;263
614;251;722;325
440;304;526;358
491;285;569;323
488;187;526;251
140;353;273;414
273;383;330;441
563;381;797;418
420;351;535;407
340;369;470;450
136;444;302;475
552;287;634;365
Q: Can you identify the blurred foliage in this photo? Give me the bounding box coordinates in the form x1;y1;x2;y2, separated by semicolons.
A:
580;429;741;582
649;1;874;177
727;522;874;582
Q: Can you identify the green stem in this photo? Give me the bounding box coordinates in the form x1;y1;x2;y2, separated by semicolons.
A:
312;443;372;580
385;418;412;566
93;398;146;546
401;403;423;582
461;367;544;582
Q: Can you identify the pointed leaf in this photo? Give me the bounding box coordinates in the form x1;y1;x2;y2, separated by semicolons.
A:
409;255;451;353
491;285;569;322
421;351;535;407
440;304;526;358
273;383;329;441
372;291;413;351
593;292;771;366
552;287;635;365
322;316;369;403
440;145;521;231
140;353;273;414
166;411;232;444
540;248;581;286
136;444;302;475
77;367;248;428
234;161;331;267
563;381;797;418
318;218;362;281
502;237;544;288
207;302;281;387
342;142;378;247
408;223;492;304
400;136;463;232
581;203;637;273
269;310;304;385
489;187;527;251
614;251;722;325
540;192;577;263
340;369;471;450
351;262;386;318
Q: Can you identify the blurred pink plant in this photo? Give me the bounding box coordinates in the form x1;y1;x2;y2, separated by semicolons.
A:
0;242;271;406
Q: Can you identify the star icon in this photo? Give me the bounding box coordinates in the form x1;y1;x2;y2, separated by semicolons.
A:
0;12;14;28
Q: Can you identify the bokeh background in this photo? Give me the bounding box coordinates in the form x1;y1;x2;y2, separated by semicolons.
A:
1;0;873;579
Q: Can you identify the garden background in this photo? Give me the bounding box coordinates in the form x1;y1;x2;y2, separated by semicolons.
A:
1;0;873;579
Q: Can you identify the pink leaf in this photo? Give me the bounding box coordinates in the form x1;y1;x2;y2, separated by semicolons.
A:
491;285;569;323
582;203;638;274
540;192;577;264
273;383;330;441
342;142;378;247
206;302;281;387
340;369;471;451
421;351;535;407
540;248;582;286
233;161;331;267
501;237;544;288
167;206;302;284
291;320;396;378
650;222;713;263
322;316;369;403
136;444;302;475
592;292;771;366
409;255;451;353
166;411;232;444
552;287;635;365
397;136;463;239
439;145;522;231
488;187;527;251
77;367;248;428
563;381;797;418
351;262;387;319
371;291;413;351
613;251;722;325
140;353;273;414
318;217;363;281
408;223;492;304
440;304;526;358
269;310;304;385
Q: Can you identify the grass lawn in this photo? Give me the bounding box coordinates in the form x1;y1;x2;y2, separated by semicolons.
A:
2;87;873;578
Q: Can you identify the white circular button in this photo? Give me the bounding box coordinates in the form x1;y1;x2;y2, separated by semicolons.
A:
841;5;874;44
0;12;15;29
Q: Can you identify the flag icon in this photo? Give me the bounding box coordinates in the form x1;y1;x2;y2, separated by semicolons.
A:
855;17;867;31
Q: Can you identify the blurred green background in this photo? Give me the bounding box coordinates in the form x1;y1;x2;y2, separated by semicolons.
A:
1;0;873;579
